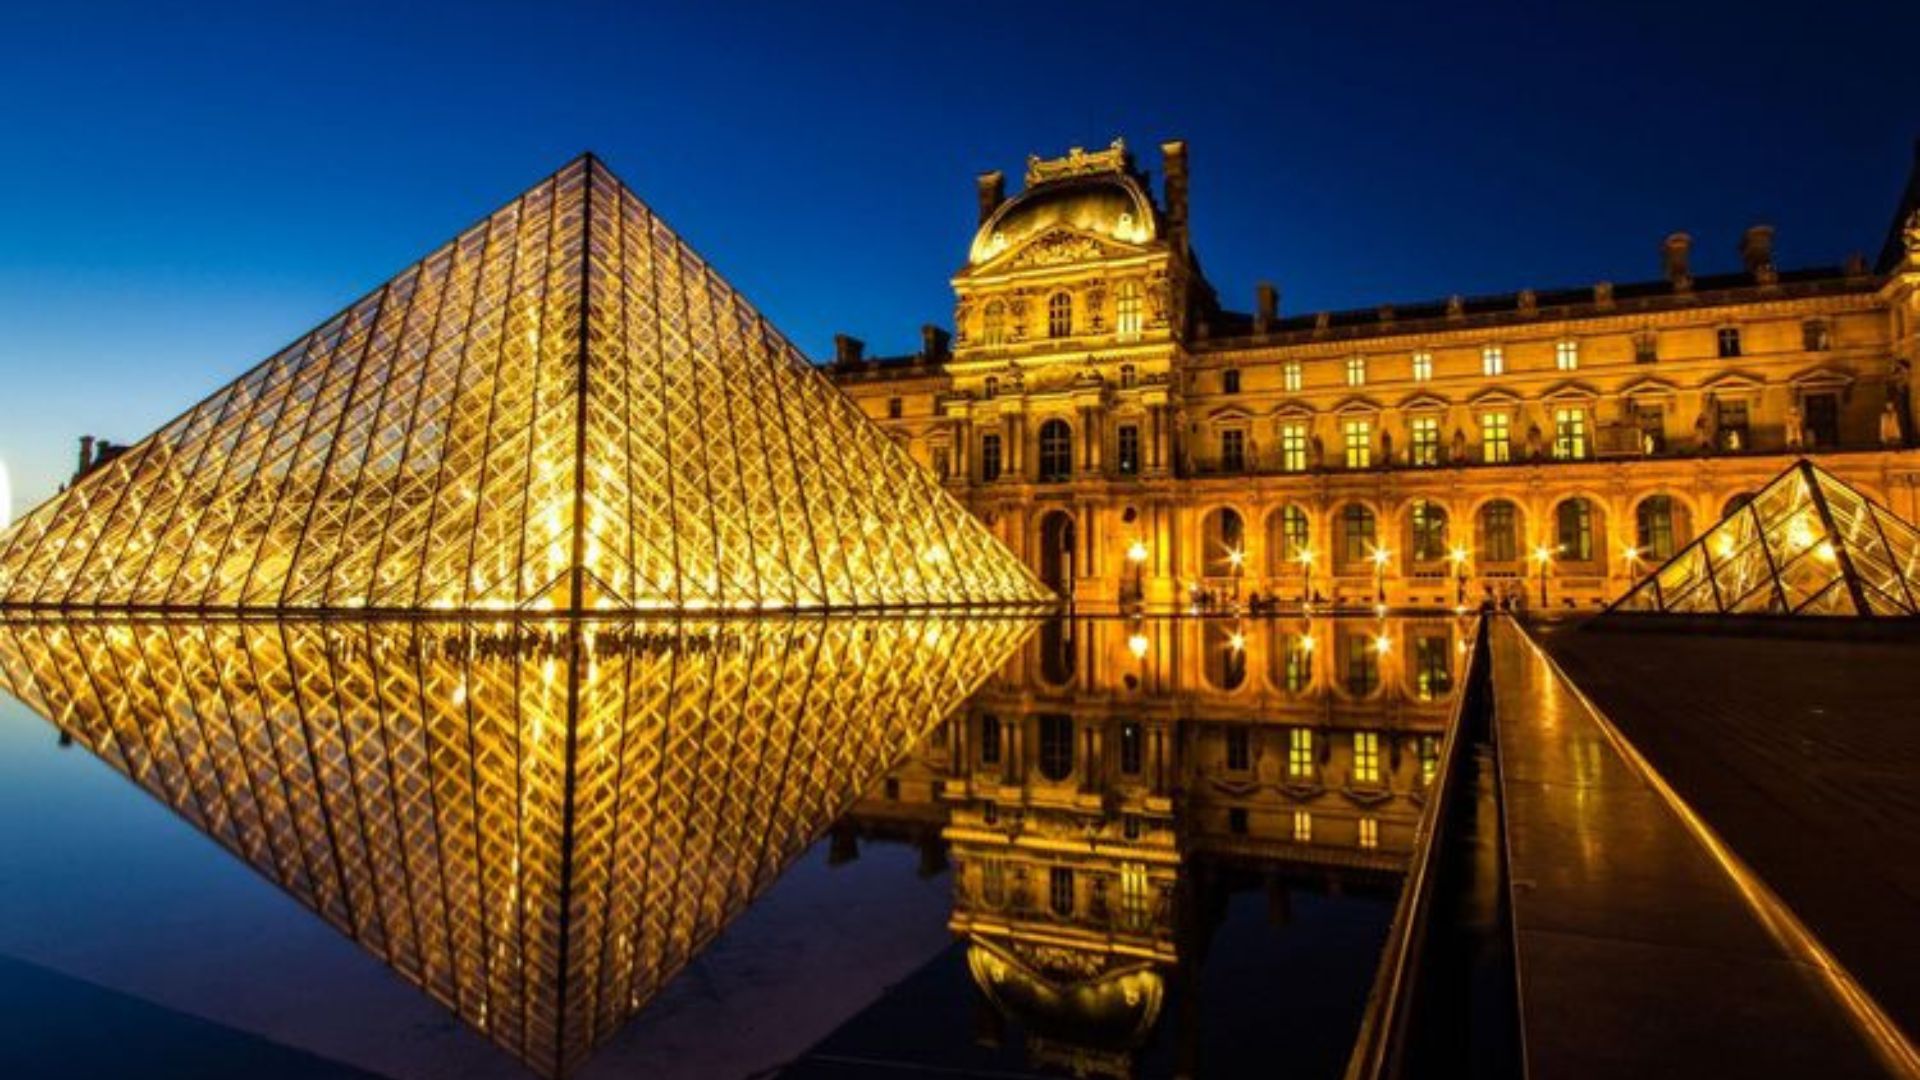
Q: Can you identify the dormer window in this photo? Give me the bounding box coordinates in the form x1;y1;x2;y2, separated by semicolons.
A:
982;301;1007;346
1119;363;1137;388
1047;292;1073;338
1718;327;1742;358
1222;368;1241;394
1115;281;1142;340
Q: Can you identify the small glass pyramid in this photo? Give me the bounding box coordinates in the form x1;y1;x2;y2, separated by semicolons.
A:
0;155;1051;613
1609;459;1920;617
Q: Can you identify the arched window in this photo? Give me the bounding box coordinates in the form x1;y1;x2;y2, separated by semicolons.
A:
1410;500;1449;562
1479;501;1519;563
1047;292;1073;338
1637;496;1680;560
982;301;1007;346
1115;281;1143;339
1038;419;1073;481
1340;504;1377;567
1038;715;1075;781
1204;621;1248;691
1270;505;1310;574
1556;499;1593;561
1203;508;1246;577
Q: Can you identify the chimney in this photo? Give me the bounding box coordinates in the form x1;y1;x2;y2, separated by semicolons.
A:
1255;282;1278;333
1160;140;1189;246
1740;224;1777;282
1663;233;1694;291
920;324;951;359
77;435;95;478
976;171;1005;226
833;333;865;366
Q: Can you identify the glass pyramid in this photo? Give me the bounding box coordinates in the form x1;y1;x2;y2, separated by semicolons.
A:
1609;459;1920;617
0;155;1050;613
0;614;1035;1077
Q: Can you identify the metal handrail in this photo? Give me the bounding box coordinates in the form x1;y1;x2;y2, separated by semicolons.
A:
1341;613;1490;1080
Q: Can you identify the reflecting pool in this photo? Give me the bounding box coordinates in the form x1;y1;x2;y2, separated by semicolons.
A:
0;613;1471;1079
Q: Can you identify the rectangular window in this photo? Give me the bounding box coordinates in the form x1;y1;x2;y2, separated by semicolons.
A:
1120;721;1143;775
1344;419;1373;469
1482;345;1505;376
1119;364;1137;388
1718;327;1742;358
1283;360;1303;392
1635;332;1659;364
1116;424;1140;475
979;714;1001;765
1223;368;1241;394
1289;729;1314;777
1229;807;1248;835
1638;407;1665;454
887;397;903;419
1410;416;1440;466
979;433;1002;481
1553;408;1589;460
1718;400;1750;451
1221;429;1246;472
1282;635;1311;692
1803;319;1831;352
1418;735;1440;785
1480;413;1511;463
1359;817;1380;850
1556;340;1579;371
1120;863;1149;926
1116;282;1143;340
1346;355;1366;387
1353;731;1381;784
1804;394;1839;448
1414;634;1452;700
1293;810;1313;843
1226;727;1251;772
1049;867;1074;916
982;860;1006;907
1280;423;1308;473
1411;350;1433;381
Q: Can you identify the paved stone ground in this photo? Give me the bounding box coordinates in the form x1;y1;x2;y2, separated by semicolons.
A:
1529;615;1920;1047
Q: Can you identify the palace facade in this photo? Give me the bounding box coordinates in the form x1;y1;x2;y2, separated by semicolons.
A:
829;138;1920;609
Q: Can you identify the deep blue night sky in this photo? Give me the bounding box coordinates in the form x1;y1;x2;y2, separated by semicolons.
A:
1;0;1916;509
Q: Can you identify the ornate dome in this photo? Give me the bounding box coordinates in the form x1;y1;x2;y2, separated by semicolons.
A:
969;173;1159;266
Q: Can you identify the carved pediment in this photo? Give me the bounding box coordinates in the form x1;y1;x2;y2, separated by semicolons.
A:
987;226;1146;271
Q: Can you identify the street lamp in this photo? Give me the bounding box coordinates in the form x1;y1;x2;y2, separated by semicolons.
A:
1370;546;1392;611
1296;548;1317;613
1532;545;1556;608
1621;545;1641;590
1125;539;1149;609
1448;545;1470;611
1226;547;1245;606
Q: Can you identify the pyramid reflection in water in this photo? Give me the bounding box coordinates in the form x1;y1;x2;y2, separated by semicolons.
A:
0;614;1036;1077
1608;459;1920;617
0;155;1048;613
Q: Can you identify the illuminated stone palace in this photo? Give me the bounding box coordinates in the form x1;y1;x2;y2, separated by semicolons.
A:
829;138;1920;609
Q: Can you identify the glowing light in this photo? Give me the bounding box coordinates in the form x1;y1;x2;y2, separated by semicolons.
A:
1226;548;1245;569
1532;545;1555;565
1373;633;1392;655
1227;631;1247;652
1126;540;1149;563
1300;633;1317;652
1622;545;1640;562
1715;534;1736;559
1370;546;1392;567
1815;540;1837;563
1127;633;1150;659
1296;549;1317;567
1448;546;1469;566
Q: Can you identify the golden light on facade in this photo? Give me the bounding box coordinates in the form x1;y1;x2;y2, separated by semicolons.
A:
1296;548;1317;567
1448;546;1469;567
1373;632;1392;655
1370;546;1392;568
0;614;1035;1078
1225;548;1245;569
1299;632;1317;652
0;156;1049;615
1127;631;1150;658
1532;545;1556;565
1227;629;1247;652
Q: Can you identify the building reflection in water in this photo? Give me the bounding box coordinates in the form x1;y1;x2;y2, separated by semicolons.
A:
0;615;1036;1079
839;614;1470;1078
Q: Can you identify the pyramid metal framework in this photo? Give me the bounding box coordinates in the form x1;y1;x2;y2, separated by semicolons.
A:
0;156;1050;613
0;614;1035;1077
1609;459;1920;617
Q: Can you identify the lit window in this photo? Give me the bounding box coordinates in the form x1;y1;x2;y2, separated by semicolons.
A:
1410;416;1440;466
1047;292;1072;338
1223;368;1241;394
1718;399;1750;451
1344;419;1373;469
886;396;903;419
1119;363;1137;388
1482;345;1505;376
1227;727;1251;771
1480;501;1519;562
1220;429;1246;472
1293;810;1313;843
1049;866;1074;916
1341;504;1377;565
1414;635;1452;700
1418;735;1440;784
982;301;1007;346
1280;634;1312;693
1353;731;1381;784
1115;281;1143;340
1480;413;1511;463
1116;424;1140;475
1346;355;1367;387
979;433;1002;482
1359;817;1380;850
1288;729;1314;777
1280;423;1309;473
1283;361;1303;392
1802;319;1831;352
1556;340;1579;371
1410;500;1448;560
1557;499;1593;561
1411;350;1433;381
1718;327;1742;358
1637;496;1679;560
1553;407;1589;460
1120;863;1149;926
